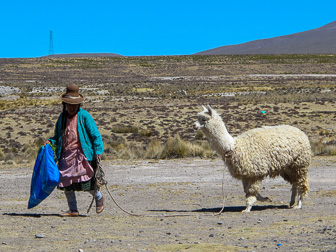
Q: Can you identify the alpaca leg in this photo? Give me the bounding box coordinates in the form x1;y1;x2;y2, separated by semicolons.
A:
243;196;257;213
290;169;309;209
293;188;303;209
242;179;261;213
289;185;297;208
294;171;309;209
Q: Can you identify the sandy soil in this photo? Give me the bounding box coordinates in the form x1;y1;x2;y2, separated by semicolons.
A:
1;156;336;251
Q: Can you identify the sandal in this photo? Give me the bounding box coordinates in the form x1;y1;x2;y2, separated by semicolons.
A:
60;210;79;217
96;195;105;214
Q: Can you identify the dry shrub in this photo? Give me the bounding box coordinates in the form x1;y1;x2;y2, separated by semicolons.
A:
0;147;4;161
319;129;335;137
311;138;336;156
22;144;38;162
102;134;214;160
189;141;214;158
0;136;51;165
111;125;139;134
195;130;205;139
160;135;190;159
0;97;60;110
144;138;163;159
119;144;144;160
159;135;214;159
139;129;154;137
4;153;15;162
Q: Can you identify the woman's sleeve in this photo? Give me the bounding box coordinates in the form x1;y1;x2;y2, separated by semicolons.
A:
85;113;104;156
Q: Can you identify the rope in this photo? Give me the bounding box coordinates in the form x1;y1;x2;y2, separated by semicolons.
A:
87;160;226;217
105;183;198;217
213;166;226;215
104;184;145;216
87;159;107;214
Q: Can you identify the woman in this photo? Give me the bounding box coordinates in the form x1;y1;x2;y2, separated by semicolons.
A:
44;84;104;216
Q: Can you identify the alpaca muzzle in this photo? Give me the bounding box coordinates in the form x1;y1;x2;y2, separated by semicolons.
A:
194;121;201;130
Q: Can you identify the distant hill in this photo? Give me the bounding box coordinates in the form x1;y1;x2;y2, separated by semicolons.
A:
195;21;336;55
43;53;122;58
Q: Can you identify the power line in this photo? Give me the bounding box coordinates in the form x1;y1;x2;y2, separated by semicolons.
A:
49;30;54;55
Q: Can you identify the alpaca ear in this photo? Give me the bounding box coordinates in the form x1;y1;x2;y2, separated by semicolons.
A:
207;105;213;116
202;105;207;112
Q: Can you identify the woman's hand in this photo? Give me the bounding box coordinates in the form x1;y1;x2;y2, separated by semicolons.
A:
43;140;51;146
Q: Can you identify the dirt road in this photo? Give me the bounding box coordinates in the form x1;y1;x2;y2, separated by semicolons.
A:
1;157;336;251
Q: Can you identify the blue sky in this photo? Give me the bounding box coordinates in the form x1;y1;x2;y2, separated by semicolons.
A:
0;0;335;58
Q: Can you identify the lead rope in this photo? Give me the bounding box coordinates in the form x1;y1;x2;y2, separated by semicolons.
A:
87;159;145;216
213;165;226;215
88;160;226;217
87;159;107;214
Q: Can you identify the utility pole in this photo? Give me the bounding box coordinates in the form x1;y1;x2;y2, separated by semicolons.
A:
49;30;54;55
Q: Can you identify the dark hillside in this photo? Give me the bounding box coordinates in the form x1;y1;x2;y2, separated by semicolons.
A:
196;21;336;55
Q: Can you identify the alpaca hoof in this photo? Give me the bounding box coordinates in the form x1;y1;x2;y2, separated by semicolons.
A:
242;209;251;213
288;204;301;209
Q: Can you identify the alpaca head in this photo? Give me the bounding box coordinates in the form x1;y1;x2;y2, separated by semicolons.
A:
195;105;234;154
194;105;219;130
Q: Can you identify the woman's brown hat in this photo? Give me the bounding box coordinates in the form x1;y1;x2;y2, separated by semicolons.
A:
61;84;84;104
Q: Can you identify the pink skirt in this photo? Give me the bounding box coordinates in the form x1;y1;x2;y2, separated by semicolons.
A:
58;148;94;188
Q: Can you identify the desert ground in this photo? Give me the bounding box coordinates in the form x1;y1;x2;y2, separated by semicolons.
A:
1;157;336;251
0;55;336;251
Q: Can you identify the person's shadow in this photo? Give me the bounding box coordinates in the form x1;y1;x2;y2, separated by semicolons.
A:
3;213;87;218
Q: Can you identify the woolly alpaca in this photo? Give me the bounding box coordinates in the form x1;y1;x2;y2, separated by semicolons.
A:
195;105;311;212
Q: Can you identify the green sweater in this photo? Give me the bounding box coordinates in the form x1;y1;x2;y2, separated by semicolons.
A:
49;108;104;161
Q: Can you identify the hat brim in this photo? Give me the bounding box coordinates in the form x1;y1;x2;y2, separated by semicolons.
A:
61;94;84;104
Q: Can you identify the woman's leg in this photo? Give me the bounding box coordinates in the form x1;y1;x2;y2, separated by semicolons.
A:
89;190;102;200
65;191;78;211
89;190;105;213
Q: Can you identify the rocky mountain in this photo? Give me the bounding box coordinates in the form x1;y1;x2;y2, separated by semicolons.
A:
195;21;336;55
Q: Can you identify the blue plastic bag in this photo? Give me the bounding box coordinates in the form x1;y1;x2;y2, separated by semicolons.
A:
28;144;60;209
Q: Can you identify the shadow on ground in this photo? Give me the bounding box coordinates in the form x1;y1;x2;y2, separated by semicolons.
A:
150;204;289;213
3;213;87;218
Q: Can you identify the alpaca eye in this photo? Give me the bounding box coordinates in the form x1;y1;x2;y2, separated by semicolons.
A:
202;118;207;121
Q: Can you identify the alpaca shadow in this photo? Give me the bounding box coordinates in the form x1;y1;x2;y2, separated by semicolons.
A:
150;204;289;213
3;213;87;218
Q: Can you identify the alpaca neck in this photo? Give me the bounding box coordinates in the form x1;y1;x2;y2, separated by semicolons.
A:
204;117;235;157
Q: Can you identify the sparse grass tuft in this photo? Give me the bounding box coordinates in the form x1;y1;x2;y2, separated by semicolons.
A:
144;138;163;159
0;147;4;161
159;135;214;159
100;134;214;161
0;97;60;110
111;125;139;134
195;130;205;139
139;129;154;137
160;135;190;159
311;138;336;156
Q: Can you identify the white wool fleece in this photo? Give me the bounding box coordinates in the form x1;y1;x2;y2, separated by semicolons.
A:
226;125;311;184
